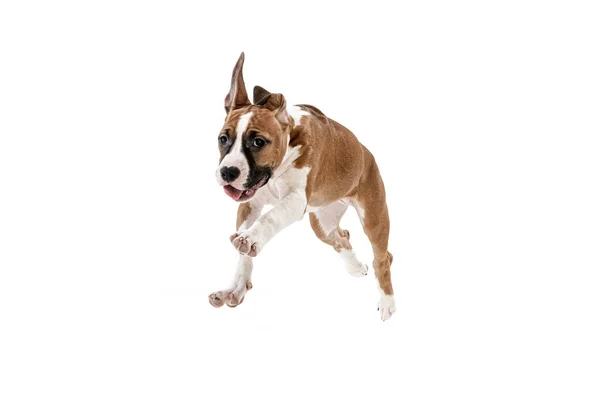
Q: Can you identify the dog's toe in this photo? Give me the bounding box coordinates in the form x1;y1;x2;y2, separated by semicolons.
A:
231;231;262;256
208;291;229;308
226;292;244;307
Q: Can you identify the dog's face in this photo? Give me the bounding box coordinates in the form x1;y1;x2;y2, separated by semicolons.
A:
215;53;291;202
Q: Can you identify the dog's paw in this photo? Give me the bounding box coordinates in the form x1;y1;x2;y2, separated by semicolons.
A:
377;295;396;321
345;261;368;278
340;249;368;277
208;290;231;308
225;291;244;307
231;230;262;257
209;285;251;308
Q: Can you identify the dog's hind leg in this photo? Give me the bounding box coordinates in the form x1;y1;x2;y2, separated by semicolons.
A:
208;202;262;308
309;200;368;277
352;151;395;321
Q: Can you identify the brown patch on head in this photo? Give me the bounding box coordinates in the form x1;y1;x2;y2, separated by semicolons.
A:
219;106;289;173
253;86;291;126
219;79;292;189
219;56;292;185
243;106;289;172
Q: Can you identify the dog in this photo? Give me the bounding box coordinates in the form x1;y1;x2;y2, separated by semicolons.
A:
208;53;396;320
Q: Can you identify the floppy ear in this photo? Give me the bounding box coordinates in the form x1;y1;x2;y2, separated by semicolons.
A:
224;52;251;113
253;85;290;126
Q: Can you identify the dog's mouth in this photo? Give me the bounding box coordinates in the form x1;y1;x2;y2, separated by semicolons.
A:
223;175;269;202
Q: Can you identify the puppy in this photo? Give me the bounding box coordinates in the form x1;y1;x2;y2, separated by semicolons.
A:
208;53;395;320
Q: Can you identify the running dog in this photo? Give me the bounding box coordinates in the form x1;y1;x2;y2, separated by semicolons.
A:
208;53;396;320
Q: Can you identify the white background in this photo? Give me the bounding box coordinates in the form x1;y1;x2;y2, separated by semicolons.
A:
1;1;599;399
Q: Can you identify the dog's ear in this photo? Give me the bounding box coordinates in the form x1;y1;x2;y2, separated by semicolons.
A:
253;85;271;105
253;86;289;126
224;52;251;113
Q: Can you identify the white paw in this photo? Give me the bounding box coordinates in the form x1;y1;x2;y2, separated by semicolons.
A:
345;261;369;277
377;295;396;321
339;249;368;277
230;230;262;257
208;290;231;308
208;281;252;308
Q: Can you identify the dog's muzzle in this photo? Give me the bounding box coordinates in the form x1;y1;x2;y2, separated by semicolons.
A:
223;174;270;202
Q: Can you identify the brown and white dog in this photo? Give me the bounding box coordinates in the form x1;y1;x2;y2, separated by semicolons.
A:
208;53;396;320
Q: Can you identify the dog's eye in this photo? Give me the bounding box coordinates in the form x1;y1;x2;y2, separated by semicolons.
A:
253;138;266;148
219;135;228;145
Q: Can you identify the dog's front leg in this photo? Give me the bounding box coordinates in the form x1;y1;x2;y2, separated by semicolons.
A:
208;255;254;308
231;186;307;257
230;167;309;258
208;202;263;308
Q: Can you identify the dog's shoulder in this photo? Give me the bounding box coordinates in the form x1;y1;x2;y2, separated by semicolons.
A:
296;104;326;119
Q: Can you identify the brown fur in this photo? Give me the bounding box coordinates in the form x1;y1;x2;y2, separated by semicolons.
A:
236;202;252;231
221;53;394;296
291;106;394;295
220;107;290;173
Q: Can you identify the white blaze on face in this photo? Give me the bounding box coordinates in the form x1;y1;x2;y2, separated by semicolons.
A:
216;112;253;189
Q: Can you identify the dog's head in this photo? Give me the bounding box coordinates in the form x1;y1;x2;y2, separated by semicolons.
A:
216;53;291;202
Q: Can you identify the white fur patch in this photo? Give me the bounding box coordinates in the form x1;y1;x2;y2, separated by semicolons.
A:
235;144;304;210
287;105;309;127
273;145;303;180
312;201;348;235
274;166;310;200
376;280;396;321
353;201;366;225
231;255;253;295
378;294;396;321
340;248;356;263
234;166;310;257
305;205;322;213
340;248;368;277
217;112;253;189
236;111;253;134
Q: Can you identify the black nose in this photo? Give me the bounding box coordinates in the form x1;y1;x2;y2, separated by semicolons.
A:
220;166;240;182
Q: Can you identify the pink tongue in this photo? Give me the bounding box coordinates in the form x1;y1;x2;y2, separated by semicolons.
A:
224;185;244;200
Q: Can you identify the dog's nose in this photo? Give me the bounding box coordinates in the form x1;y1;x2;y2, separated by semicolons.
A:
220;166;240;182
